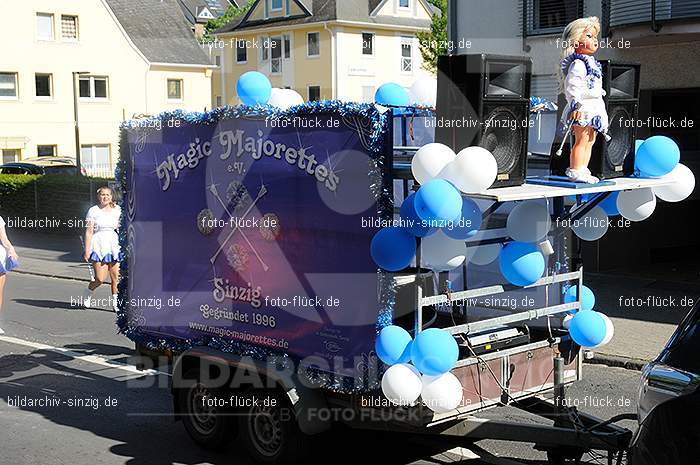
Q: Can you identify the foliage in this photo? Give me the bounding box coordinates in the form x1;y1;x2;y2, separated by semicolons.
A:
416;0;448;74
202;0;255;42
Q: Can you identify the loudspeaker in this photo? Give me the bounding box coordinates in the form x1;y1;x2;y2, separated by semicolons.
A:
551;60;640;179
436;54;532;188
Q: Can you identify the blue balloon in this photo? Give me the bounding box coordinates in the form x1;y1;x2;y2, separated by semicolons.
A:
563;285;595;312
375;325;413;366
237;71;272;106
400;193;438;237
499;241;545;286
636;136;680;177
444;197;482;240
411;328;458;376
414;179;463;223
569;310;607;347
370;227;416;271
375;83;410;108
599;191;620;216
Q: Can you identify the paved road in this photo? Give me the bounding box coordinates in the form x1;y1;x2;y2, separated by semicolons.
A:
1;273;641;465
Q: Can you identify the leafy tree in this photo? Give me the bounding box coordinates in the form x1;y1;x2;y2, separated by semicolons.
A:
416;0;448;74
202;0;255;42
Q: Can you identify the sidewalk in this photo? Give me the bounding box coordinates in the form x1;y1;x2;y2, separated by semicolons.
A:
8;230;697;366
11;229;94;282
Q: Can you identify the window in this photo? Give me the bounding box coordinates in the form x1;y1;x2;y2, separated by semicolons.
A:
236;40;247;63
36;13;54;41
0;72;18;99
216;96;223;107
61;15;78;40
79;76;108;99
167;79;183;100
399;0;410;8
307;32;320;57
401;39;413;72
283;34;291;58
362;33;374;56
271;0;283;11
270;36;282;73
530;0;582;34
215;55;221;66
308;86;321;101
81;145;110;171
261;36;269;61
35;73;53;98
2;149;20;163
37;145;56;157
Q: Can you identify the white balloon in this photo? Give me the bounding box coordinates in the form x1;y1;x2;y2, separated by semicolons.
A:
468;243;502;266
652;163;695;202
439;146;498;193
562;313;574;330
617;188;657;222
411;143;456;184
268;88;304;110
421;230;466;271
410;77;437;107
421;372;463;414
572;206;609;241
593;314;615;347
506;201;552;243
381;363;422;406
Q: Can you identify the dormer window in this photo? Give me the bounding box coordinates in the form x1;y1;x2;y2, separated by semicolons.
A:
271;0;283;11
399;0;410;9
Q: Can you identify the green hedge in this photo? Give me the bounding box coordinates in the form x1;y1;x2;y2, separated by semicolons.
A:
0;174;115;232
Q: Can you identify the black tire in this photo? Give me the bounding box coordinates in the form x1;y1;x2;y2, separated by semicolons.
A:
176;369;235;450
238;388;310;464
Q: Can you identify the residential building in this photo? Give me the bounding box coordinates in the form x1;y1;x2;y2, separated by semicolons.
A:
0;0;214;176
210;0;437;108
448;0;700;271
177;0;239;38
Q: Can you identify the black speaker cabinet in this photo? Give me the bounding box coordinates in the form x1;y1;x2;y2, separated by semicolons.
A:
436;54;532;188
551;60;640;179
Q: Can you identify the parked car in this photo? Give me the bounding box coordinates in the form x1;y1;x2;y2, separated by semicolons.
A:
0;156;86;175
629;302;700;465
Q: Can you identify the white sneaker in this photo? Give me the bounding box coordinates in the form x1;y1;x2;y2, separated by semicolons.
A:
565;168;586;182
0;327;5;335
82;288;94;309
581;168;600;184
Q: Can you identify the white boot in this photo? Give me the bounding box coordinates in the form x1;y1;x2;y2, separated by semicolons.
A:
82;287;94;309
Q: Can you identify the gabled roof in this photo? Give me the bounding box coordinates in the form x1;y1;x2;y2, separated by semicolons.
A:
104;0;213;66
215;0;432;34
177;0;237;25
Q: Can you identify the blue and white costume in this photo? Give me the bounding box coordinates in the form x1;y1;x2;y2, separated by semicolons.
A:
86;205;122;263
560;53;610;140
0;216;18;273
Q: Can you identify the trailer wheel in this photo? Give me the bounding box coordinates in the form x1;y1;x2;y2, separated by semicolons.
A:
238;388;309;464
177;370;235;450
546;448;584;465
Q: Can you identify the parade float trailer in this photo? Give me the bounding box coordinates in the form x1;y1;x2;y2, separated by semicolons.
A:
115;103;681;464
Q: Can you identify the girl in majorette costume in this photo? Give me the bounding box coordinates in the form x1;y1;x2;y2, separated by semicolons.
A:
0;216;19;334
558;16;610;184
82;186;121;311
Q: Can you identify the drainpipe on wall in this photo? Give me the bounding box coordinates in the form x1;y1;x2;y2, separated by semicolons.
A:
651;0;663;33
324;22;338;100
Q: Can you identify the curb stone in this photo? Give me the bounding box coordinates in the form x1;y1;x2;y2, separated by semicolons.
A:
583;352;648;371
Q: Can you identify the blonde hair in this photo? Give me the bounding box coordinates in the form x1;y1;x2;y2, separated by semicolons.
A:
558;16;601;90
97;186;116;208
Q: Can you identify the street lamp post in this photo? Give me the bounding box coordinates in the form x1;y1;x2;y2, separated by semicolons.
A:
72;71;89;175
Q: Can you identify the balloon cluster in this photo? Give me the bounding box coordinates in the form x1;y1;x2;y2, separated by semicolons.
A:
235;72;306;109
561;285;614;349
571;136;694;242
370;143;496;272
499;201;550;286
376;326;463;413
375;77;438;109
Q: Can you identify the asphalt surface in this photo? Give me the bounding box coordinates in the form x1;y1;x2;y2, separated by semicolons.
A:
1;272;642;465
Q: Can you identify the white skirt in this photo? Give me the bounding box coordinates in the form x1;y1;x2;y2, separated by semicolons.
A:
90;230;121;263
562;97;609;137
0;245;17;273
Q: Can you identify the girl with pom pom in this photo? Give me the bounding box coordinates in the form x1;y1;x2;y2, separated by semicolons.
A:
558;16;610;184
